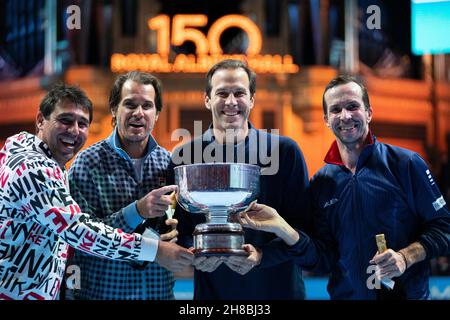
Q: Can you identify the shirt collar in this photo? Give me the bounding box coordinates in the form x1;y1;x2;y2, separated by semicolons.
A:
106;127;158;162
324;131;375;166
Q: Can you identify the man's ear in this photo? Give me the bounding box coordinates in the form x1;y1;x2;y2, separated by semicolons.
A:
323;114;331;128
249;94;255;110
110;107;117;125
36;111;45;132
205;93;211;110
367;107;373;123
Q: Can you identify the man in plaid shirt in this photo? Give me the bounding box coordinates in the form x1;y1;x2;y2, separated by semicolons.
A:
68;71;192;299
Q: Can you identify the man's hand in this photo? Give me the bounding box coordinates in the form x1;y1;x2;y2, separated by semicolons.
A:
224;244;262;275
239;202;299;245
193;256;225;273
370;249;407;280
136;185;178;219
155;241;194;273
159;218;178;243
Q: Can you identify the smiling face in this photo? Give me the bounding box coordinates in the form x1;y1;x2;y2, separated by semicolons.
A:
324;82;372;147
112;79;159;155
36;100;90;167
205;67;254;139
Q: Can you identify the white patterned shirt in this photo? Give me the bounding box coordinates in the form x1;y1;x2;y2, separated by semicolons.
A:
0;132;157;300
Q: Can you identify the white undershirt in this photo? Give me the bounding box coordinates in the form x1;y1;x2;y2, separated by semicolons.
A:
130;157;144;182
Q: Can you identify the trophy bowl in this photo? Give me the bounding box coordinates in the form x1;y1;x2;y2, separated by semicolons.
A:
174;163;260;256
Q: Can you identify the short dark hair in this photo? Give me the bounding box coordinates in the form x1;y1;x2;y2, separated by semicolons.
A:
322;75;371;115
205;59;256;98
39;83;93;123
109;71;163;126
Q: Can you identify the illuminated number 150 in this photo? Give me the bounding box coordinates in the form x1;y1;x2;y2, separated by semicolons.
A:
148;14;262;56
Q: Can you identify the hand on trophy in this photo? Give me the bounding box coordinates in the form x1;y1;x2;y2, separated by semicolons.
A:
239;202;300;246
224;244;262;275
155;240;194;273
193;256;225;273
136;185;178;219
159;218;179;243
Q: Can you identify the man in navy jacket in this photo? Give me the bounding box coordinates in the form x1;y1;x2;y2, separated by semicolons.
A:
170;59;312;299
240;75;450;299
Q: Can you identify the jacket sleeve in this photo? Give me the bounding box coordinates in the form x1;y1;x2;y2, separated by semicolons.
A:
404;154;450;258
68;155;142;233
260;171;339;273
287;198;339;274
10;161;157;262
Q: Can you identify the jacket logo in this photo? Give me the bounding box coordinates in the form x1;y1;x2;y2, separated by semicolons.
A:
432;196;446;212
426;169;435;186
323;198;339;209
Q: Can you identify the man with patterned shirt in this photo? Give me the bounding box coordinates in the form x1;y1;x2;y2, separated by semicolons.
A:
0;84;193;300
68;71;189;299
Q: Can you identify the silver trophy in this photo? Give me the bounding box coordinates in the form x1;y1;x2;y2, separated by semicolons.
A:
174;163;260;256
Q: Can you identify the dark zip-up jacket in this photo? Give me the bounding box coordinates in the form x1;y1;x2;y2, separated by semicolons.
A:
286;136;450;299
169;123;312;299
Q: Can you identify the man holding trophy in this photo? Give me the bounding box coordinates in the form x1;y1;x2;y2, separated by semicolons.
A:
238;75;450;299
170;59;312;300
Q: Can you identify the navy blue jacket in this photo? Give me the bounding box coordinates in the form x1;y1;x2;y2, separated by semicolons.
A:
287;137;450;299
169;124;312;300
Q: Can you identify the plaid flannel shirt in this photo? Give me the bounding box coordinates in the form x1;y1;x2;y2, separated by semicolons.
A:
68;129;174;300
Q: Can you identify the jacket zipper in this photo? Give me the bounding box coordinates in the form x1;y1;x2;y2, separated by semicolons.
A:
351;173;367;298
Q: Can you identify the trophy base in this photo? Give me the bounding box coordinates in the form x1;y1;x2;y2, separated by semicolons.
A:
193;223;247;257
193;248;248;257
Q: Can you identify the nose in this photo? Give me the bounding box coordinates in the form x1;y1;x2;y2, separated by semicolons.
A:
225;94;237;105
133;105;145;117
340;108;352;121
68;121;80;135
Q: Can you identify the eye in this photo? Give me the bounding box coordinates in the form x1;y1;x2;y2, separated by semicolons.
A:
59;118;72;125
234;91;245;98
329;107;340;114
142;102;154;110
78;121;89;129
347;104;359;111
124;101;136;108
216;92;228;98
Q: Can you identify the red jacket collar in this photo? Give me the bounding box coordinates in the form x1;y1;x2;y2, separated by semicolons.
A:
324;132;374;165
